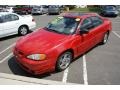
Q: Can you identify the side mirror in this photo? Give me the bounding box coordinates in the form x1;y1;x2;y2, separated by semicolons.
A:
79;28;89;34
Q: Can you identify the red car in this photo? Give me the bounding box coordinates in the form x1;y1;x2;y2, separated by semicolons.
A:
13;13;112;75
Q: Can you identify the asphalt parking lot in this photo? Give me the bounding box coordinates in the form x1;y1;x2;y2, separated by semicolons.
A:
0;14;120;85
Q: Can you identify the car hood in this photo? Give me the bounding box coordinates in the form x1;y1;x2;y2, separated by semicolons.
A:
16;28;70;54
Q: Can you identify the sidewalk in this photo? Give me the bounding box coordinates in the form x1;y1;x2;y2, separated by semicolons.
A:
0;73;77;85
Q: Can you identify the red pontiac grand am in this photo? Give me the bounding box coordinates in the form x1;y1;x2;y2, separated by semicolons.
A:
13;13;112;75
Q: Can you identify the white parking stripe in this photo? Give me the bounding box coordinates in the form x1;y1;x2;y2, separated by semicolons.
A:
112;31;120;39
62;67;69;83
83;55;88;85
0;43;15;55
0;53;13;63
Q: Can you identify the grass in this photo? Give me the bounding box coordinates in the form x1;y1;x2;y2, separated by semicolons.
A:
68;7;101;13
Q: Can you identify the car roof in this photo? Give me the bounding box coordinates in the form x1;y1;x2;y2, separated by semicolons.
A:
0;12;17;16
0;12;11;16
62;12;98;18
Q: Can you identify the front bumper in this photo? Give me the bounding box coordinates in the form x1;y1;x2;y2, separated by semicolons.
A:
13;49;55;75
48;10;59;14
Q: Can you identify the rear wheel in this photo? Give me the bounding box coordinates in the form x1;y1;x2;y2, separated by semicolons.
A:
100;32;109;44
56;51;72;71
18;26;29;36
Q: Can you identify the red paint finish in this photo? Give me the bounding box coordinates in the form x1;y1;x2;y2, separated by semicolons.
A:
13;13;112;75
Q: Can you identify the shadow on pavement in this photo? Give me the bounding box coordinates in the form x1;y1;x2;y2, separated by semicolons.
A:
7;56;61;79
0;35;18;41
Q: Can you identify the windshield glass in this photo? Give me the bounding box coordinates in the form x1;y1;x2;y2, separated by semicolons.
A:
45;17;80;35
105;6;116;10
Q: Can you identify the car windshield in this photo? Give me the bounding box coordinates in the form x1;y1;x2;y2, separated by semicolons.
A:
45;17;80;35
105;6;116;11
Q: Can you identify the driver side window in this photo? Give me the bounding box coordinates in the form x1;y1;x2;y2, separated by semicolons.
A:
80;18;93;31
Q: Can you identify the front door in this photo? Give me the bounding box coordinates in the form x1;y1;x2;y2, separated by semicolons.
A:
76;17;97;56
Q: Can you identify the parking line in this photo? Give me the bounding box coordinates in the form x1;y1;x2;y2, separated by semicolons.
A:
112;31;120;39
62;67;69;83
83;55;88;85
0;43;15;55
0;53;13;63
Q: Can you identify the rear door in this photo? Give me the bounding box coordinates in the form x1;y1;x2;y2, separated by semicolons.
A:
3;14;20;35
90;16;105;44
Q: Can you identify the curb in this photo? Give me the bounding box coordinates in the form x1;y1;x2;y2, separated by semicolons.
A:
0;73;78;85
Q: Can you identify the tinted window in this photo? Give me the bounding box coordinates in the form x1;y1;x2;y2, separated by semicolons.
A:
81;18;92;27
3;14;19;22
3;15;12;22
91;16;103;27
10;14;19;21
0;16;3;23
80;18;94;31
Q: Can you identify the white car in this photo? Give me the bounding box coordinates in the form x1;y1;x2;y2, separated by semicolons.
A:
5;7;14;13
0;12;36;38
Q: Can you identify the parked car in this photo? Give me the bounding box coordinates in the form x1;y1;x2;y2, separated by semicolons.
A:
13;13;112;75
0;12;36;38
116;5;120;12
32;5;48;15
100;5;119;17
5;7;14;13
0;8;6;12
13;5;33;14
48;5;61;15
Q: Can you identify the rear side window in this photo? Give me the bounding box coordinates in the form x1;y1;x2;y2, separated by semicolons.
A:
3;15;12;22
3;14;19;22
90;16;103;27
0;16;3;23
10;14;19;21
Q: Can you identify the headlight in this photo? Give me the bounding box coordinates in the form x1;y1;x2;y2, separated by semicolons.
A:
27;54;46;60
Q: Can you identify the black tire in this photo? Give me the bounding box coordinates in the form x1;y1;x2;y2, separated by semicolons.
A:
56;51;72;72
18;26;29;36
100;32;109;45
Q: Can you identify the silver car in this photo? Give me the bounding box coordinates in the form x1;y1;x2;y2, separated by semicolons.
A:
48;5;61;15
32;5;48;15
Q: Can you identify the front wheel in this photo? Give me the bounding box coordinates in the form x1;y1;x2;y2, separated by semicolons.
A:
18;26;29;36
56;51;72;72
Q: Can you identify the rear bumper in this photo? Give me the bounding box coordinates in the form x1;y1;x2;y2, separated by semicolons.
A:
29;22;36;31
